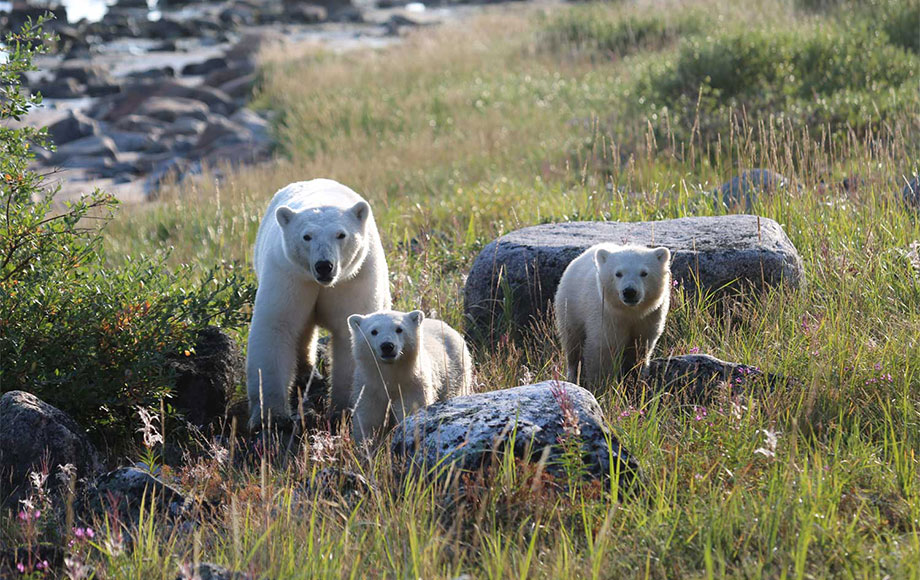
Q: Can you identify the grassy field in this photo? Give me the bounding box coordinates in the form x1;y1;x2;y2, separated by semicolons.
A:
26;0;920;576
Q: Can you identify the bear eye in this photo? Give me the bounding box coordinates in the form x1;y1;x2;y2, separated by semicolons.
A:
640;271;648;277
371;330;378;336
396;327;403;334
615;271;623;278
337;232;347;239
303;234;312;241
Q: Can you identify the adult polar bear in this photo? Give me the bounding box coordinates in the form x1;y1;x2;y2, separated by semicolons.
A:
247;179;390;431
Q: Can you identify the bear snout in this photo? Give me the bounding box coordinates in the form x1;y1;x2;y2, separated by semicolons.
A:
379;341;397;360
314;260;334;282
621;287;640;305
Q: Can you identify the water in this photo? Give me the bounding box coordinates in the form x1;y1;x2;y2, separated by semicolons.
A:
60;0;119;23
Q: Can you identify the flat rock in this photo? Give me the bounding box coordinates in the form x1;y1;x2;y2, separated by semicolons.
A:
181;57;229;77
391;382;638;487
0;391;102;507
716;169;790;209
105;130;156;152
33;77;85;99
46;110;99;146
204;61;256;88
92;81;235;121
194;116;252;155
114;114;168;134
464;215;804;344
51;135;119;162
137;97;211;123
78;467;195;524
642;354;788;403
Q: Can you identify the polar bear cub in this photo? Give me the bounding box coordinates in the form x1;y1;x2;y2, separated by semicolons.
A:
246;179;390;431
554;243;671;389
348;310;473;444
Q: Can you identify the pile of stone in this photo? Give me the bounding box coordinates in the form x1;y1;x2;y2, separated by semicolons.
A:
27;36;274;199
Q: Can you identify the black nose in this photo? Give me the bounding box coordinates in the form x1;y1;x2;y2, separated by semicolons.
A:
315;261;333;277
622;287;638;303
380;342;395;355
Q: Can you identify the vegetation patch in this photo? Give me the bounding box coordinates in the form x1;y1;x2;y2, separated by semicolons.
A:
634;11;919;142
0;21;254;440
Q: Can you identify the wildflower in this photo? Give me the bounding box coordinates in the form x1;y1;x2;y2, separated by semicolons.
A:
689;346;700;354
17;562;25;573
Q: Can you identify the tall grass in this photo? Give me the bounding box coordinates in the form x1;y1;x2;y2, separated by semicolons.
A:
26;0;920;577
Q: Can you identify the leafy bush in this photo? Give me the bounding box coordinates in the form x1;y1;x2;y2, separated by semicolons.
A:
0;21;255;439
635;22;919;142
541;6;702;57
794;0;918;52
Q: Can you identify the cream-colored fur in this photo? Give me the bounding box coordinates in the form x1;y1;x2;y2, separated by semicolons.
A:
554;243;671;390
246;179;390;431
349;310;473;444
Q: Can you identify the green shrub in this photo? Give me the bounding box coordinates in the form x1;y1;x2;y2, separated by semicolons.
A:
541;6;702;56
0;21;255;439
635;22;919;142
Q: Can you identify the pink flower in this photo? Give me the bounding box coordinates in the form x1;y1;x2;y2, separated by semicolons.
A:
16;562;25;573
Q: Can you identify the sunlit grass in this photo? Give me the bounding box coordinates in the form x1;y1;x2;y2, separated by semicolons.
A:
31;0;920;577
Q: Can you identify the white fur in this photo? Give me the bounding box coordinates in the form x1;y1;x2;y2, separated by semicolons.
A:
349;310;473;444
246;179;390;430
554;243;671;390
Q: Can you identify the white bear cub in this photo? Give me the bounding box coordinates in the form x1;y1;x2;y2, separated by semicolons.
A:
349;310;473;444
246;179;390;431
554;243;671;390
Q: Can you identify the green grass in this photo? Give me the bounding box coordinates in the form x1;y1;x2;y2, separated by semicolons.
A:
7;0;920;577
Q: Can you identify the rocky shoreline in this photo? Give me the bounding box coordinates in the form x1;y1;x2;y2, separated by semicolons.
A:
4;0;477;204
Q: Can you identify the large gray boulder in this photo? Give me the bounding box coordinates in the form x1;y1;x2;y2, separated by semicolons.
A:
0;391;102;506
464;215;804;345
391;382;638;487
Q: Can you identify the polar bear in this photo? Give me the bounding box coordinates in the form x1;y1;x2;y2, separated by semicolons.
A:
246;179;390;431
554;243;671;390
348;310;473;444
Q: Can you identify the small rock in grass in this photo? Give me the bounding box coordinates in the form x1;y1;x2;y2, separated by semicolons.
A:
717;169;790;210
642;353;789;403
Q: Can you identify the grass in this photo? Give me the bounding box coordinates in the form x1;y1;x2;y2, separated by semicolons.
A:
6;0;920;577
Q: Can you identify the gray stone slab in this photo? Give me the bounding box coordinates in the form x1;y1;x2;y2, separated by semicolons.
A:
464;215;804;345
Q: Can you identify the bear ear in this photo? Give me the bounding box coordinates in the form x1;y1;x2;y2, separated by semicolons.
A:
407;310;425;326
276;206;295;228
594;248;610;266
351;200;371;224
654;247;671;263
348;314;364;331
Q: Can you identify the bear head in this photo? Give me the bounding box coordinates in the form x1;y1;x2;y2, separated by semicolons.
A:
275;200;371;286
349;310;424;365
595;245;671;312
